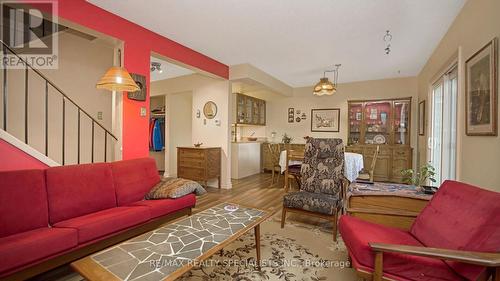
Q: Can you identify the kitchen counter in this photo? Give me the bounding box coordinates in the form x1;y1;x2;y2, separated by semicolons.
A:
231;142;261;179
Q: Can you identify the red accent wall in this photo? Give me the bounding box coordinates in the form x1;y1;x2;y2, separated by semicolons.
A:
0;139;48;171
25;0;229;159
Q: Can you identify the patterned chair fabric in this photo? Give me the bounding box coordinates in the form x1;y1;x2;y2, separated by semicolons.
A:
283;138;345;215
283;191;340;215
300;138;345;195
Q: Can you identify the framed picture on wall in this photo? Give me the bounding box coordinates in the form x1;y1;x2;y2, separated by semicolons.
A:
127;73;147;101
288;108;295;123
311;108;340;132
465;38;498;136
418;100;425;136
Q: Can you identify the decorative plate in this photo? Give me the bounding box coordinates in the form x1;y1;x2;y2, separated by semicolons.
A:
224;204;239;212
373;134;386;144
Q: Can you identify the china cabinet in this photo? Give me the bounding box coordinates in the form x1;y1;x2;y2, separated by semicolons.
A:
346;98;413;183
235;93;266;125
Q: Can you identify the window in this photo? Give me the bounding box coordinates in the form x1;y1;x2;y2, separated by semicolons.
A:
428;66;458;184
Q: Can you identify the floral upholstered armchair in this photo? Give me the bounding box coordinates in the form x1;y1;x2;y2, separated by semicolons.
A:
281;138;348;241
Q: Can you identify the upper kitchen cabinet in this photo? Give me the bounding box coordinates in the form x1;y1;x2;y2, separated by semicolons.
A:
235;93;266;125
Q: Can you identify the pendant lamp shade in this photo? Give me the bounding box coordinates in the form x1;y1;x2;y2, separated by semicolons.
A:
313;64;341;96
96;66;140;92
313;77;336;96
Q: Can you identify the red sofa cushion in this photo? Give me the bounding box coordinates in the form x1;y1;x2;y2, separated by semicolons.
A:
0;227;77;275
0;169;48;238
410;180;500;280
111;158;161;206
46;163;117;224
130;194;196;219
53;206;150;244
339;215;464;281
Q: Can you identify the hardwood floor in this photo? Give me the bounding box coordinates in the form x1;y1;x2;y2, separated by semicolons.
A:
195;173;334;228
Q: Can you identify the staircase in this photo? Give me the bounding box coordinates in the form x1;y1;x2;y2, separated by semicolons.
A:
0;40;117;167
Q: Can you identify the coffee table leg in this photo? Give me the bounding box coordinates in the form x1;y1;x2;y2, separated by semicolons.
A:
254;224;261;269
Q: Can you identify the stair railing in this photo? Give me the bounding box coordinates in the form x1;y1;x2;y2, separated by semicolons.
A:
1;40;117;165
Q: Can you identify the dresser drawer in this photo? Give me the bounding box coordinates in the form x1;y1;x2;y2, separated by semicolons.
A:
179;149;205;159
178;167;205;180
393;149;410;159
179;158;205;168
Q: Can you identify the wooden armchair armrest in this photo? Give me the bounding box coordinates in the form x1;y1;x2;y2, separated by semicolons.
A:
370;243;500;267
369;243;500;281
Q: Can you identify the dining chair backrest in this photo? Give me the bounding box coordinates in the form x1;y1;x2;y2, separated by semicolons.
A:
369;145;380;172
300;138;345;196
267;143;282;164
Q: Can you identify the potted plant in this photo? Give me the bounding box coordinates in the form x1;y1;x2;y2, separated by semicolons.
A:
282;133;293;144
401;164;437;193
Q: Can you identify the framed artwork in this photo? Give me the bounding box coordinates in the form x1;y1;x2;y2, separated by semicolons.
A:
465;38;498;136
203;101;218;119
311;108;340;132
127;73;147;101
288;108;294;123
418;100;425;136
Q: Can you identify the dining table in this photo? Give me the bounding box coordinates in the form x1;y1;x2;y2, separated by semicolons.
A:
279;150;364;183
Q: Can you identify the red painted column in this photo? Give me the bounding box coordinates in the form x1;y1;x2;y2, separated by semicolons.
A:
122;42;150;159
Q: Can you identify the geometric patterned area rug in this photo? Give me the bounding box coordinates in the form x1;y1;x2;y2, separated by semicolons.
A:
177;213;357;281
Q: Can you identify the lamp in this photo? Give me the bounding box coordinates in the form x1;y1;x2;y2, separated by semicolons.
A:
96;49;140;92
313;64;341;96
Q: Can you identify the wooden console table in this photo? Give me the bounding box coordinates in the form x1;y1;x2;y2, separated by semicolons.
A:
346;182;432;230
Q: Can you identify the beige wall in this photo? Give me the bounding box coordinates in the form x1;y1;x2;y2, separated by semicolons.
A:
0;31;115;164
151;74;232;188
417;0;500;191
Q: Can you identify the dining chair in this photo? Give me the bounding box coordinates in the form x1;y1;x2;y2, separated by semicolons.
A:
284;149;304;192
267;143;282;186
281;138;348;241
356;145;380;182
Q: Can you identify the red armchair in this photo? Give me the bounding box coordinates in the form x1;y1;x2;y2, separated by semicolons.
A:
339;180;500;281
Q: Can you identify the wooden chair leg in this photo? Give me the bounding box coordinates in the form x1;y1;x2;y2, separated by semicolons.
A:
271;169;275;185
373;251;383;281
281;208;287;228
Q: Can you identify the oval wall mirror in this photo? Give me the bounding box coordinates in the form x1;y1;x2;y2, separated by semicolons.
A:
203;101;218;119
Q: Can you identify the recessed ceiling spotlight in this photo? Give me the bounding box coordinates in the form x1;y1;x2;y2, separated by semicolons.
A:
151;62;163;73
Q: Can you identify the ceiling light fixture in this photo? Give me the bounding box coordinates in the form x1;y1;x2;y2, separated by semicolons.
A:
96;49;140;92
384;30;392;55
151;62;163;73
313;64;341;96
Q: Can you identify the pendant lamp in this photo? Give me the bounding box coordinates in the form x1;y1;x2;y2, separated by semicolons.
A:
96;49;140;92
313;64;341;96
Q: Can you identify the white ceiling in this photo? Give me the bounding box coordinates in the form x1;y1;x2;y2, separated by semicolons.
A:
150;56;194;81
90;0;466;87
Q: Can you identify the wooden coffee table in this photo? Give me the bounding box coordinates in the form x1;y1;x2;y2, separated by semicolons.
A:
71;202;273;281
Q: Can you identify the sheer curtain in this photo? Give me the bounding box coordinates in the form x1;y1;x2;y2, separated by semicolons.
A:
429;66;457;184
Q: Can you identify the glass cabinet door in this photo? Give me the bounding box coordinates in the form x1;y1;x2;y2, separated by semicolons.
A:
258;100;266;125
237;95;245;123
244;96;253;123
364;101;391;145
393;99;411;145
348;102;363;144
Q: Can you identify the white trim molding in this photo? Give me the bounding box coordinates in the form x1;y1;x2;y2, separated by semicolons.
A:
0;129;60;167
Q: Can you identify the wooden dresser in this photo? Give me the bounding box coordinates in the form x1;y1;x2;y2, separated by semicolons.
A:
177;147;221;188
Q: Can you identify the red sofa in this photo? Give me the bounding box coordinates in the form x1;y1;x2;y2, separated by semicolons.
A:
339;180;500;281
0;158;195;280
